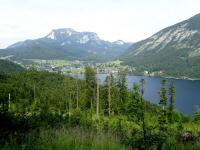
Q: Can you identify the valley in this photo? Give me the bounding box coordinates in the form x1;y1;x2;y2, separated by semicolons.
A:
14;59;135;75
5;57;198;80
1;14;200;79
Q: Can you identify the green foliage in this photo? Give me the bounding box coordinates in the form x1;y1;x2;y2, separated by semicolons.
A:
194;108;200;122
0;59;25;74
84;66;97;109
127;83;141;121
158;80;168;130
159;80;167;106
168;81;176;123
117;69;128;114
0;69;199;149
101;73;120;116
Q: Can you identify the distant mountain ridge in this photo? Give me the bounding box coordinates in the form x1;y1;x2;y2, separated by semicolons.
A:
0;28;132;61
119;13;200;78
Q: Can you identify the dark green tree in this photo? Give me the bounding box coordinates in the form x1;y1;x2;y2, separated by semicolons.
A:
168;81;175;123
159;80;167;108
117;69;128;114
107;73;117;116
84;66;97;110
109;73;120;115
158;80;168;130
127;83;141;121
194;108;200;122
140;79;147;150
158;79;168;149
102;73;120;115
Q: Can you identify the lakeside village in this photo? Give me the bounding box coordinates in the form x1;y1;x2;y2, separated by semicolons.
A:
11;59;165;77
0;55;164;76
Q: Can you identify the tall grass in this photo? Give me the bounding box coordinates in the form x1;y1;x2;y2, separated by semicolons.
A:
2;127;128;150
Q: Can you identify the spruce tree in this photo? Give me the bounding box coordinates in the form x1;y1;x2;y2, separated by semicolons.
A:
117;69;128;114
84;66;97;110
127;83;141;121
96;68;100;118
140;79;147;150
105;73;118;115
194;108;200;122
168;81;175;123
110;73;119;115
158;79;168;130
108;73;111;117
159;80;167;109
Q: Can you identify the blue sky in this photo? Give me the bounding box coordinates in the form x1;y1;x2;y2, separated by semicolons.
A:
0;0;200;48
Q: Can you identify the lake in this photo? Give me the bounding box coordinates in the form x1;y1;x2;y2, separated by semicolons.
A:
74;74;200;115
126;75;200;115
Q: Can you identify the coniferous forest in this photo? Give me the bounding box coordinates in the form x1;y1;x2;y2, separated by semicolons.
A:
1;66;200;150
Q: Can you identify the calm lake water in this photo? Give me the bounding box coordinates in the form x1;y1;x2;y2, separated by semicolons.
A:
74;74;200;115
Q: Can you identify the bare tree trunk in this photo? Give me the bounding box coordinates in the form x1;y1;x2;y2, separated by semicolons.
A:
33;82;36;100
108;74;111;117
76;75;79;109
66;98;68;110
8;93;11;111
96;68;99;118
69;93;71;114
91;97;93;110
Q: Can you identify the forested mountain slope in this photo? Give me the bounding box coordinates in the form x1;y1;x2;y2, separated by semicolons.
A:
119;13;200;78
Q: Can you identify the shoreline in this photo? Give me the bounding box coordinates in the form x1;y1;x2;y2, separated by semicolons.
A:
124;72;200;81
68;72;200;81
163;76;200;81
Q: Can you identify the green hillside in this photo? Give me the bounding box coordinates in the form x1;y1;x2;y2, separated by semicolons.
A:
1;68;200;149
0;59;25;74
